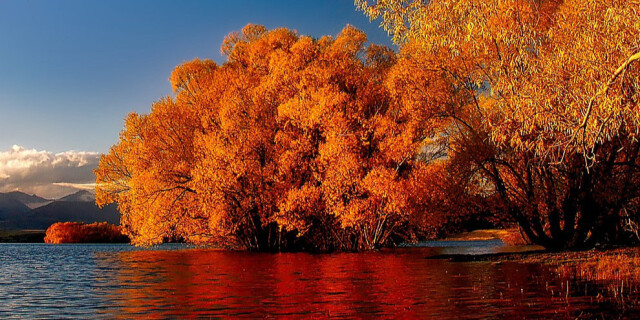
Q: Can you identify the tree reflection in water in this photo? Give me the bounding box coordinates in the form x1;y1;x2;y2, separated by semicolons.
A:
94;248;624;319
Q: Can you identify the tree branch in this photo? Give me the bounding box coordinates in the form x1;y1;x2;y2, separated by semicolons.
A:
577;51;640;134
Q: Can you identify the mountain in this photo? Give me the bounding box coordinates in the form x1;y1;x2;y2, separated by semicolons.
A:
0;195;31;221
0;191;51;210
0;190;120;231
58;190;95;202
14;202;120;230
0;191;49;223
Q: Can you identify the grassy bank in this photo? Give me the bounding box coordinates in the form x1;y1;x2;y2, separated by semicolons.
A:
509;248;640;314
453;244;640;317
448;234;640;285
441;228;640;316
0;229;46;243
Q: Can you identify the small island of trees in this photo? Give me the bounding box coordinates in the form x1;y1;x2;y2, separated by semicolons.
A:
96;0;640;252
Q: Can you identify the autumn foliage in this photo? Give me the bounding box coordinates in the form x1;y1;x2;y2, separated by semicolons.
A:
98;0;640;251
44;222;129;244
358;0;640;249
96;25;443;250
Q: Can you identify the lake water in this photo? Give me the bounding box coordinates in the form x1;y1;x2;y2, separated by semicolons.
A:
0;242;637;319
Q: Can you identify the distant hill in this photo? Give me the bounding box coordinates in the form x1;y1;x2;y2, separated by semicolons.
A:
0;191;52;209
0;196;31;221
0;191;45;223
58;190;95;202
0;190;120;231
15;202;120;230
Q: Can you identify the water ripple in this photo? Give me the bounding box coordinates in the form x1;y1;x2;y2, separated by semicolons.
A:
0;243;635;319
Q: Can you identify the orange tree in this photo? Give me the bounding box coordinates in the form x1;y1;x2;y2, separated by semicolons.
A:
97;25;437;250
357;0;640;248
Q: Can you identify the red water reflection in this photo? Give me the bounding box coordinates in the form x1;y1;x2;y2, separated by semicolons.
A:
94;248;613;319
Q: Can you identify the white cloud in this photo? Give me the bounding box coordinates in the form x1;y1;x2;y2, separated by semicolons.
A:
52;182;96;190
0;145;100;199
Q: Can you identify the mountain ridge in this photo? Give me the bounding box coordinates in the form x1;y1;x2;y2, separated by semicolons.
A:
58;190;95;202
0;190;120;230
0;191;52;210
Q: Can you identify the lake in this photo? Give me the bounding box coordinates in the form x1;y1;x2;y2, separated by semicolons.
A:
0;242;636;319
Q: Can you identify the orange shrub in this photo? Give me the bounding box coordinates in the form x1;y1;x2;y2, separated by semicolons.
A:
44;222;129;244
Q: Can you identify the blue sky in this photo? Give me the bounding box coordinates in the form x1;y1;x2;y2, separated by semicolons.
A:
0;0;393;154
0;0;393;197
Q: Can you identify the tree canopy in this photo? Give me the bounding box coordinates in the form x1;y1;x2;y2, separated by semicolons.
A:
357;0;640;248
96;25;443;250
98;1;640;250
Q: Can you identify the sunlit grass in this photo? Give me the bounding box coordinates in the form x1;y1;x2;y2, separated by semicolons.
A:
557;250;640;282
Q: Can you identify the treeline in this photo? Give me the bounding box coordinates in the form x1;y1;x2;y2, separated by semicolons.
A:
96;0;640;251
44;222;129;244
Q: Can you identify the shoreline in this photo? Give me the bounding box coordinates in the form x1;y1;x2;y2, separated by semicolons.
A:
0;229;45;243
